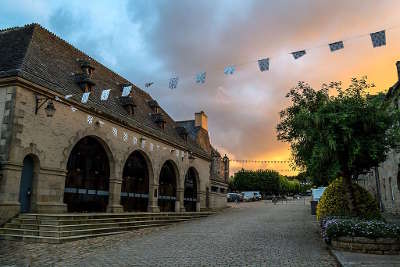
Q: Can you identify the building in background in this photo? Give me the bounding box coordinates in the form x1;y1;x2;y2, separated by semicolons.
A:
357;62;400;215
0;24;228;224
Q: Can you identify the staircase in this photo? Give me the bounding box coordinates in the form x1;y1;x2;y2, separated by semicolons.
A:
0;212;214;243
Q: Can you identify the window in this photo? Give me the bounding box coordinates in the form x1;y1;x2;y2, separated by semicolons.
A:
211;186;218;193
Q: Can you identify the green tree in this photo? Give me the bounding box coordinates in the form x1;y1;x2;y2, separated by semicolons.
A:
277;77;400;214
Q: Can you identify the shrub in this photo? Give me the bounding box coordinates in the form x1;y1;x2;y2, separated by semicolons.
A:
316;177;380;221
321;217;400;243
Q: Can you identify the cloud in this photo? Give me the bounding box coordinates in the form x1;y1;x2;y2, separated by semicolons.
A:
1;0;400;175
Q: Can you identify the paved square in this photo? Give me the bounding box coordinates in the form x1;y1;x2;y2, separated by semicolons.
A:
0;199;336;266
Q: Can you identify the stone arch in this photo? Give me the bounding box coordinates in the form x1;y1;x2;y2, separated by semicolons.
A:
158;160;179;212
60;130;116;176
184;167;200;212
63;135;113;212
121;149;153;212
19;153;40;213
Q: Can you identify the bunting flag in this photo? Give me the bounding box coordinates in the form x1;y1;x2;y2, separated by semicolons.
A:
65;94;73;99
71;106;77;112
150;143;154;151
370;30;386;47
81;92;90;103
141;140;146;149
123;132;128;142
169;77;179;89
196;72;206;84
329;41;344;52
224;65;235;75
133;136;138;145
112;127;118;136
87;115;93;124
55;96;61;101
258;58;269;72
145;82;154;88
122;85;132;97
291;50;306;59
101;89;111;101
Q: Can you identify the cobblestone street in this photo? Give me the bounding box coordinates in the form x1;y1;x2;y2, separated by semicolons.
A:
0;199;337;266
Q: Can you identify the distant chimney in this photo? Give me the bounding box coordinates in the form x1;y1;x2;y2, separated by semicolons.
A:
195;111;208;131
396;61;400;81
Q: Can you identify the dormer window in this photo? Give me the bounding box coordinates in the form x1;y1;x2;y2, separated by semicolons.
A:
75;59;95;92
148;100;160;113
176;126;188;142
151;113;166;130
120;96;136;115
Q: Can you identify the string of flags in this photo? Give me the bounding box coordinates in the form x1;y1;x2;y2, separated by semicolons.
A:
56;26;392;105
230;159;291;164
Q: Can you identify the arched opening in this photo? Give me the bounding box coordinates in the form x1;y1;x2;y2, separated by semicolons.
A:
121;151;150;212
63;136;110;212
158;160;178;212
19;155;37;213
184;167;198;212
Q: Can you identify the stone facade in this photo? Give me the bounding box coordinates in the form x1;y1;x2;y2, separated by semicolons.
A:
0;24;228;224
357;62;400;215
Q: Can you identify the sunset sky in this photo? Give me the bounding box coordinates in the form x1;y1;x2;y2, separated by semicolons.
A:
2;0;400;175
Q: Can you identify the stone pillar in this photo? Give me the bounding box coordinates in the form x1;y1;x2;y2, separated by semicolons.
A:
176;188;184;212
35;167;67;213
0;162;22;224
147;182;160;212
107;178;123;213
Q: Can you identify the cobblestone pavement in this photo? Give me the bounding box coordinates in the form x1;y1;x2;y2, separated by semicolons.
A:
0;199;337;266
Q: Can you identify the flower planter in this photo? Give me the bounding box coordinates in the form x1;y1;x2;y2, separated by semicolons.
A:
331;236;400;255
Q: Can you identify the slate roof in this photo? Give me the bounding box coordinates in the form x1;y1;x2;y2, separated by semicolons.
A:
0;23;210;159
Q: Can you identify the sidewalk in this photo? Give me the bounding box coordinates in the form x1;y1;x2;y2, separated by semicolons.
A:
331;249;400;267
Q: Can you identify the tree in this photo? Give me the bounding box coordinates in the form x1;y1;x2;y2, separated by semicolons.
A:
277;77;400;215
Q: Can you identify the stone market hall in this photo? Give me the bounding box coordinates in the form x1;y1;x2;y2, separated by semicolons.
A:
0;24;229;224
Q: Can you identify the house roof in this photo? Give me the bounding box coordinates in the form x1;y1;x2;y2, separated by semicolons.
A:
0;23;210;159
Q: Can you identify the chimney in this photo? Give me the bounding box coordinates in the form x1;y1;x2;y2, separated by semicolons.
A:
195;111;208;131
396;61;400;81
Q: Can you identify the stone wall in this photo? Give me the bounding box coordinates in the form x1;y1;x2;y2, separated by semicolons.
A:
331;236;400;255
358;150;400;215
0;83;217;224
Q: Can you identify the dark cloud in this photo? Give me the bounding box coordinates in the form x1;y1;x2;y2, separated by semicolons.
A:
1;0;400;174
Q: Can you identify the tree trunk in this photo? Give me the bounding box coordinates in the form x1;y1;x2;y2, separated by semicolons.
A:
342;174;357;216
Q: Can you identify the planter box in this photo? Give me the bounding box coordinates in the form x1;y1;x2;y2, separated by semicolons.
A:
331;236;400;255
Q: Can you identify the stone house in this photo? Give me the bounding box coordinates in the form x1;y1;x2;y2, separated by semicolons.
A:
0;24;228;224
357;62;400;215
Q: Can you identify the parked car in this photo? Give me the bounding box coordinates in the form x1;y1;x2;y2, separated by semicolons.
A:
227;193;242;202
241;191;256;201
253;191;262;201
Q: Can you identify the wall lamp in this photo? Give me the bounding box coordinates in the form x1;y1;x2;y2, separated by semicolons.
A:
35;95;56;117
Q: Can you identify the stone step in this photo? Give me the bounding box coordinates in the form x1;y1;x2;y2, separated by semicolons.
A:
4;218;191;232
18;212;214;220
0;220;180;238
11;214;208;225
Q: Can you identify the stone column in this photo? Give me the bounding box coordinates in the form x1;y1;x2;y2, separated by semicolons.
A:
0;162;22;224
176;188;184;212
147;182;160;212
35;167;67;213
107;178;123;213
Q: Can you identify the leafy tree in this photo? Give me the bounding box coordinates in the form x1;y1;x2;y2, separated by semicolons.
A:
277;77;400;214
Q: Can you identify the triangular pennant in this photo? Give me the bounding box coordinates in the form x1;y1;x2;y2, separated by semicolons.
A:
370;30;386;47
81;92;90;103
169;77;179;89
258;58;269;72
100;89;111;101
196;72;206;84
87;115;93;124
112;127;118;136
224;65;235;75
291;50;306;59
122;85;132;97
329;41;344;52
